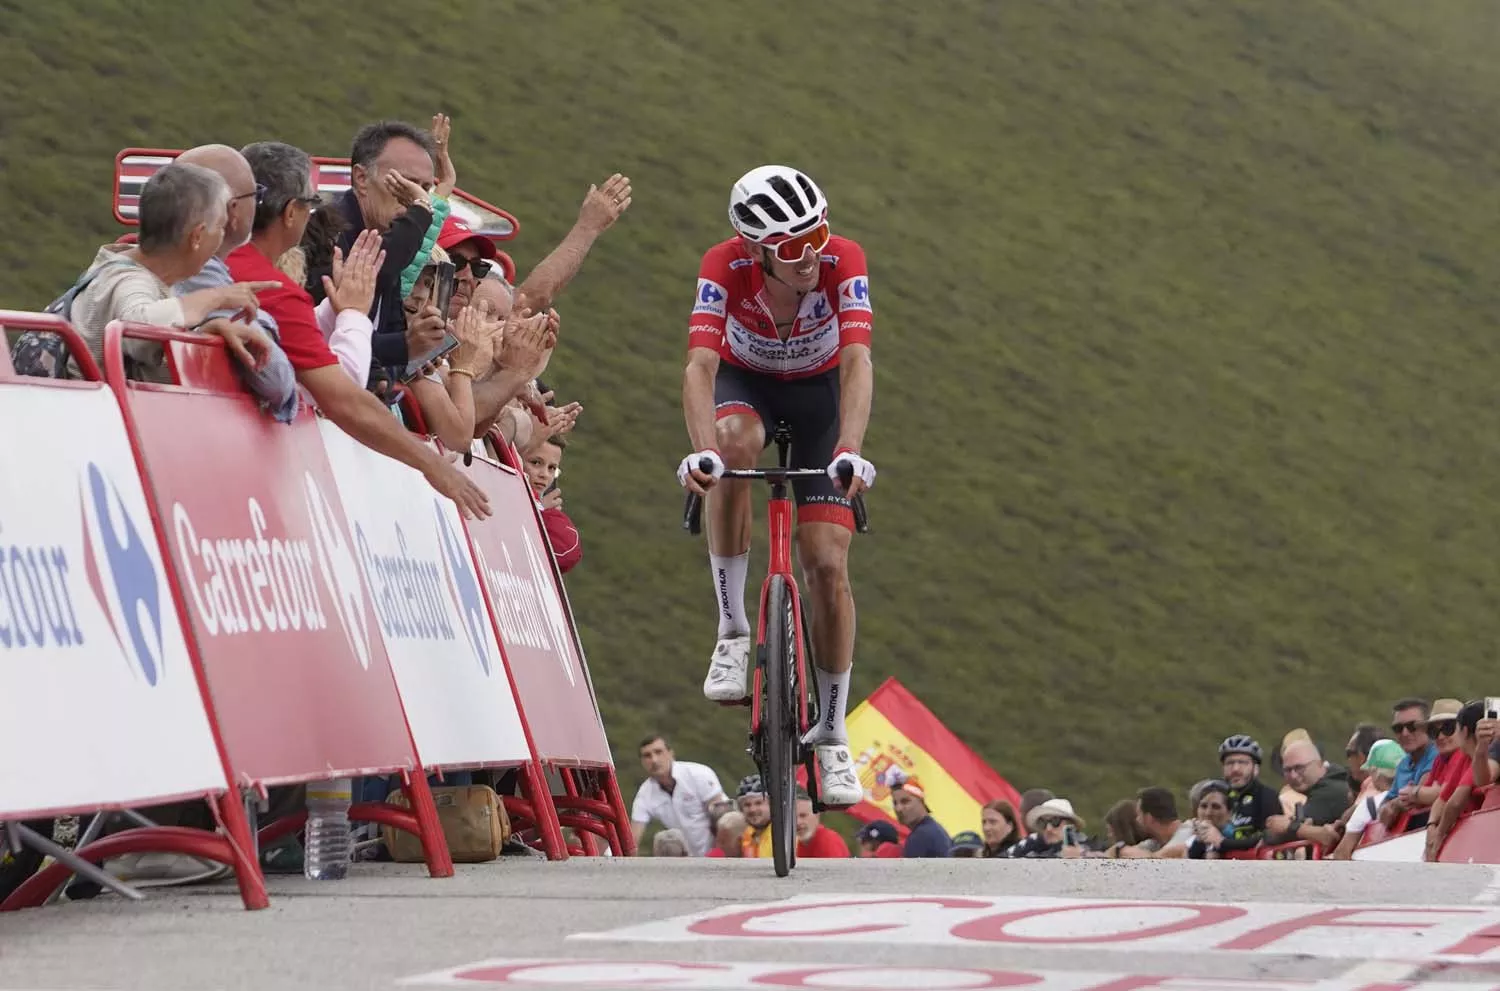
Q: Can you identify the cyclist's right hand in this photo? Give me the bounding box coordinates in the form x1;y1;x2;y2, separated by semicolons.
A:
677;449;725;495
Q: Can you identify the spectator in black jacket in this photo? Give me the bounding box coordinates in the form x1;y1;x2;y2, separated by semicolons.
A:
309;117;452;376
1189;735;1279;858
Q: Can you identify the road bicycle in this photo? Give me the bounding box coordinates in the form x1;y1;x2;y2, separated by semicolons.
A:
683;422;868;876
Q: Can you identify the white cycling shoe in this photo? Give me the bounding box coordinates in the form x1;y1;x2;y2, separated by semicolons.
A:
812;742;863;807
703;635;752;702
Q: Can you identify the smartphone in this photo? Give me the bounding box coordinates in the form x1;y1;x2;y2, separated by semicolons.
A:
432;261;457;321
541;478;559;498
400;262;461;383
1063;825;1078;847
1486;697;1500;722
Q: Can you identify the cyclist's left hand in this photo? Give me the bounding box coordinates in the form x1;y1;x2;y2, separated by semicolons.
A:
828;449;876;499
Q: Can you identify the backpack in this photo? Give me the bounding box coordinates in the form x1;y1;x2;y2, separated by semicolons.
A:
9;266;106;378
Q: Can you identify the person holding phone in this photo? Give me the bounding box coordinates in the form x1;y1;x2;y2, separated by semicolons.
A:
1006;797;1087;859
522;431;582;574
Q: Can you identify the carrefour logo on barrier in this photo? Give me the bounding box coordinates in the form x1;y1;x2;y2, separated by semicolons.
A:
435;502;490;674
304;474;372;670
471;526;576;686
348;499;491;676
1;463;166;687
81;464;165;685
169;474;371;672
1;462;162;688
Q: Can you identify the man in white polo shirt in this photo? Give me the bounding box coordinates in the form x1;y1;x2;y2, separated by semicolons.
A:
630;735;728;857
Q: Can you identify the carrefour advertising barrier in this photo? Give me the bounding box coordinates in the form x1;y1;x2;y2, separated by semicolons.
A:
0;382;227;817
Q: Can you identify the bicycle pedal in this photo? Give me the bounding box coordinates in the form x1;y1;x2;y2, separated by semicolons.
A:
717;697;752;708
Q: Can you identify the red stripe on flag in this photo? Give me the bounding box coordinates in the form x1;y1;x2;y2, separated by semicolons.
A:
866;677;1023;810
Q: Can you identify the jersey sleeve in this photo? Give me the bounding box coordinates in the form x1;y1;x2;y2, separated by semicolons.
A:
832;240;873;350
687;248;731;353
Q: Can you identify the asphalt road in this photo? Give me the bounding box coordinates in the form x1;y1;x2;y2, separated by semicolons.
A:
2;858;1499;991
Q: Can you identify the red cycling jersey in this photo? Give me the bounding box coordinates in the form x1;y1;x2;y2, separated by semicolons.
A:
687;235;872;381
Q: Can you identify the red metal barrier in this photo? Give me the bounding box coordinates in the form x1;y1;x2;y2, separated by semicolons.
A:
101;321;453;878
459;439;635;856
0;311;267;912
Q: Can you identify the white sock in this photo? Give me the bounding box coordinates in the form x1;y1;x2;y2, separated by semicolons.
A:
710;553;750;638
813;668;852;742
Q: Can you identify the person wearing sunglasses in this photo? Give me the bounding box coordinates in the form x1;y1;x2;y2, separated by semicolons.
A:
676;165;876;808
436;215;500;320
1377;697;1439;832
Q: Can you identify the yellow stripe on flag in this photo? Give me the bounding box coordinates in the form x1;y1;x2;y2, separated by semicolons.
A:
846;699;983;838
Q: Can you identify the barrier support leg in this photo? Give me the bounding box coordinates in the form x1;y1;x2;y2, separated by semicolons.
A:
215;791;270;910
400;770;454;878
601;767;635;856
521;763;567;861
561;770;599;857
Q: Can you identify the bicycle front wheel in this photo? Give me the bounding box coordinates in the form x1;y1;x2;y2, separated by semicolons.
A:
763;574;799;878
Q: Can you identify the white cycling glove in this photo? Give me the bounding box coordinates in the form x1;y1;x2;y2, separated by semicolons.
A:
827;448;876;491
677;449;726;488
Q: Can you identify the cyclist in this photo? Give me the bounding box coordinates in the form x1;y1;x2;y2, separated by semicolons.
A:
677;165;875;807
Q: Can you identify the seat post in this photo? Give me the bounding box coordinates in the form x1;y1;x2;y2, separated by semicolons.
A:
773;422;792;469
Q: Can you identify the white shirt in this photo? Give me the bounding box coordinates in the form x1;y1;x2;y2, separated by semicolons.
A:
630;760;726;857
1345;791;1390;835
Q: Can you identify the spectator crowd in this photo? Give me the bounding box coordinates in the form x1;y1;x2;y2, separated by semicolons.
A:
14;112;610;573
2;113;622;890
629;696;1500;863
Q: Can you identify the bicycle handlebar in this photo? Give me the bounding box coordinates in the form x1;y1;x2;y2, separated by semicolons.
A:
682;458;870;535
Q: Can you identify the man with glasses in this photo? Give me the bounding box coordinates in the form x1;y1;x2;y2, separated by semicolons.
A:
1212;735;1280;856
436;215;499;320
1265;739;1350;850
173;144;297;422
1379;697;1439;831
676;165;876;807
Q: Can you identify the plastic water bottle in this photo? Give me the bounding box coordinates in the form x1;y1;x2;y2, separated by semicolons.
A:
303;777;353;880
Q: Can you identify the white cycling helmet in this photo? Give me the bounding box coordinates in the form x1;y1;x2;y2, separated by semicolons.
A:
728;165;828;244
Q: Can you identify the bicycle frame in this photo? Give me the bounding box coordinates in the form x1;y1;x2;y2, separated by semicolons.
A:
681;429;869;820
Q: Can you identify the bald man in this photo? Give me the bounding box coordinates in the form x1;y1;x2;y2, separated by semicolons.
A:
1265;739;1353;849
173;144;298;420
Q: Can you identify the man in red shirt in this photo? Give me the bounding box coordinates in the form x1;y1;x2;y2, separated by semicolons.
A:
228;140;505;519
795;789;850;859
1427;700;1485;861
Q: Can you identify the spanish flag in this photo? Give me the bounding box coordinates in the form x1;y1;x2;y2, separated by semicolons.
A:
844;677;1022;836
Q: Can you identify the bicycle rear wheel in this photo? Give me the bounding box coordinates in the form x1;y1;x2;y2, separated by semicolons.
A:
763;575;799;878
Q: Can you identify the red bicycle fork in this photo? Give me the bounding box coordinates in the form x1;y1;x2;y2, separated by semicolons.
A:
749;492;813;750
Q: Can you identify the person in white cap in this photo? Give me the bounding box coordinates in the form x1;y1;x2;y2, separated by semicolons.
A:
1006;798;1088;858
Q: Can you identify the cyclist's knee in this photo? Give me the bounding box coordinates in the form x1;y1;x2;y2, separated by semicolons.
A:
715;414;764;467
796;525;851;589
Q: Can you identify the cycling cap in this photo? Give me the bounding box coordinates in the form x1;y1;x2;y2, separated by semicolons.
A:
728;165;828;244
1218;734;1263;764
737;774;765;797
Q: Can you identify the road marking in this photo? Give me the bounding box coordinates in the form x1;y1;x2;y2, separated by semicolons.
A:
568;893;1500;964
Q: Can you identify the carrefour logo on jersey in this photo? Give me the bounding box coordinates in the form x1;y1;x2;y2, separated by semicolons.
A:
694;278;727;318
351;499;492;676
2;462;168;689
838;275;871;313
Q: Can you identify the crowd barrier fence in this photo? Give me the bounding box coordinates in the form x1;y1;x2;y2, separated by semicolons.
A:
0;313;632;912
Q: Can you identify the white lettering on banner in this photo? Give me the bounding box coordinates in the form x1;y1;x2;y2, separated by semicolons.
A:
0;525;84;651
471;524;575;686
400;958;1427;991
569;894;1500;964
351;498;491;676
172;499;326;638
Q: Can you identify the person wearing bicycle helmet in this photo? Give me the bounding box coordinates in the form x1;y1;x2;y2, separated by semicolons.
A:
1192;734;1280;857
735;773;774;858
676;166;875;808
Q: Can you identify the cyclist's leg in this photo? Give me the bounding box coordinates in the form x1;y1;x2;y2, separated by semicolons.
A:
702;364;771;702
785;372;861;805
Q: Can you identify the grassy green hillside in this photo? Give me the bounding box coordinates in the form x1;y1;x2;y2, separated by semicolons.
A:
6;0;1500;827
